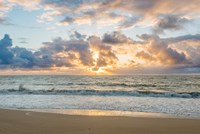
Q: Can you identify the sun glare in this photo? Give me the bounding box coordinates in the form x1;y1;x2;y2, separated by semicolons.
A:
90;67;108;75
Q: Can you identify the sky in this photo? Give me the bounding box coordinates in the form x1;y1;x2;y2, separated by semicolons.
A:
0;0;200;75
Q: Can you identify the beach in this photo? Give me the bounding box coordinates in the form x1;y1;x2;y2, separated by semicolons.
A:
0;109;200;134
1;75;200;134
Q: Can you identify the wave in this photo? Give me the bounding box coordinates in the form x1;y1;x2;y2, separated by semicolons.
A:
0;87;200;98
32;82;158;87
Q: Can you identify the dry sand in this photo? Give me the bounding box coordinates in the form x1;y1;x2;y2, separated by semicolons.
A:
0;109;200;134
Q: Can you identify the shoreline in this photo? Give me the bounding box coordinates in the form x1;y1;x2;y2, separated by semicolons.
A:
4;108;200;119
1;109;200;134
19;108;173;117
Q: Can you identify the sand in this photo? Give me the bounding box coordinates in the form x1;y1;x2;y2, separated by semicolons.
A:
0;109;200;134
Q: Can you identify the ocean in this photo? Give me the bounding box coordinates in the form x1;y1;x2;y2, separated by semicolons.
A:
0;75;200;117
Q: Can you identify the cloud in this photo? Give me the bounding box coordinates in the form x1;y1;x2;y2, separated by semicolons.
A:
0;34;13;64
0;0;40;26
11;46;36;68
38;37;94;67
153;14;191;34
134;33;200;74
136;51;155;62
136;34;190;65
0;1;12;24
0;34;78;68
0;32;117;73
135;33;200;71
69;31;87;40
166;34;200;69
1;31;200;74
117;15;141;29
89;36;118;71
7;0;41;9
164;34;200;43
1;0;200;30
60;16;74;25
37;0;200;29
38;0;144;28
0;0;39;16
102;31;134;45
0;35;41;68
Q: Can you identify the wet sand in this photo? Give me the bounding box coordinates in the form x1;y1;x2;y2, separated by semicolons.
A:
0;109;200;134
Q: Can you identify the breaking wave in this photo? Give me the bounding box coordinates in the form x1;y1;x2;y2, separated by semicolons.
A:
0;87;200;98
33;82;158;87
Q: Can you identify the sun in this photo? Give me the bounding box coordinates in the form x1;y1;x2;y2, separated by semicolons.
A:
89;67;107;75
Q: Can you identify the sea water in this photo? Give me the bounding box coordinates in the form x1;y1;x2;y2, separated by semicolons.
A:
0;75;200;117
